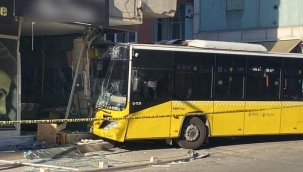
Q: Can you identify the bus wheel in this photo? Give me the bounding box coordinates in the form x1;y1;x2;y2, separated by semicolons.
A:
177;117;206;149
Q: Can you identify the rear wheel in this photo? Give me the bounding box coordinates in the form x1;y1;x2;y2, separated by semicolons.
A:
177;117;206;149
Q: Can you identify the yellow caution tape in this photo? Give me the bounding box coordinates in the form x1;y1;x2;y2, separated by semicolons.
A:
0;105;298;125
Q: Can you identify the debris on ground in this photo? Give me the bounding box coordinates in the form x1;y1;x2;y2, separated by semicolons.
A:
168;161;188;164
0;159;79;171
76;139;104;145
194;152;210;159
193;152;210;161
149;164;171;168
149;156;158;164
187;150;210;161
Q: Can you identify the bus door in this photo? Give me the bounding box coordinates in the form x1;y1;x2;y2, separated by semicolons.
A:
212;54;247;136
126;49;173;139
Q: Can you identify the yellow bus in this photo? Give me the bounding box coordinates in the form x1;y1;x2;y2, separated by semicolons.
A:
89;40;303;149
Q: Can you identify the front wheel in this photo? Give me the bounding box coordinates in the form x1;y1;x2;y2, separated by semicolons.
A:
176;117;206;149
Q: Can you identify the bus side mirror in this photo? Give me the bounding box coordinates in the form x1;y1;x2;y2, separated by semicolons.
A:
132;70;141;92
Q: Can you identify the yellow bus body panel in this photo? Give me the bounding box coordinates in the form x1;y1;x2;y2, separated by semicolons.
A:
244;101;281;134
126;102;171;139
90;100;303;142
281;102;303;133
170;101;213;137
212;101;245;136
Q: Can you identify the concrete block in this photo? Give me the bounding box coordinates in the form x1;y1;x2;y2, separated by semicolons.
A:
150;156;158;163
40;168;50;172
37;124;57;145
99;161;109;169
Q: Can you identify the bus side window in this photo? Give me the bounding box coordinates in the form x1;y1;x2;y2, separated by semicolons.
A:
173;52;215;100
131;69;172;100
283;58;303;100
214;54;246;100
246;56;283;101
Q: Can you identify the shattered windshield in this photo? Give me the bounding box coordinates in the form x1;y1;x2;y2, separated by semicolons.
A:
95;45;129;111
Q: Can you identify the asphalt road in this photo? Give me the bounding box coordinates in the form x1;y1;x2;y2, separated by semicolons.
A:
124;135;303;172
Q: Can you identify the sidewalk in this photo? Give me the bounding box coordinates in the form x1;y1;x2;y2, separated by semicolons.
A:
0;141;208;172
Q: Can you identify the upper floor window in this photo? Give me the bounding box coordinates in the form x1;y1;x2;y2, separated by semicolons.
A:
154;4;185;41
104;32;137;43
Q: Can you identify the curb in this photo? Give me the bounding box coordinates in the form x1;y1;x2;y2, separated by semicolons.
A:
79;155;195;172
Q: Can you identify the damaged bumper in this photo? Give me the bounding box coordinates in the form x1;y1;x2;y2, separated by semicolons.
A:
89;118;128;142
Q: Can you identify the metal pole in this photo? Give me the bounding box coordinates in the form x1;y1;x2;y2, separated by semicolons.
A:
41;37;45;100
64;39;86;120
64;30;95;121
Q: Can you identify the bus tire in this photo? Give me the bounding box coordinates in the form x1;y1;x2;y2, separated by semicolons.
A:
177;117;206;149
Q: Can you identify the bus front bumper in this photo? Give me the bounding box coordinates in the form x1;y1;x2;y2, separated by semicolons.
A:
88;119;128;142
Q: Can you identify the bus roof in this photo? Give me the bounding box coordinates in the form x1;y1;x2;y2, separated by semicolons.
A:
185;40;267;52
130;40;303;59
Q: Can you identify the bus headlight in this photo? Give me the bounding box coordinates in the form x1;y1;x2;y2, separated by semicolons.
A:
104;121;118;130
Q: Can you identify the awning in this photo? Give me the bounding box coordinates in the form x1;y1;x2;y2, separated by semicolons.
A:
253;39;301;53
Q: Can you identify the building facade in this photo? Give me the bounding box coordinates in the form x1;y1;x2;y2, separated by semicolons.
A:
142;0;303;53
136;0;193;43
193;0;303;53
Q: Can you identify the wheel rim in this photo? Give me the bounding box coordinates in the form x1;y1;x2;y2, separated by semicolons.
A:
183;124;200;142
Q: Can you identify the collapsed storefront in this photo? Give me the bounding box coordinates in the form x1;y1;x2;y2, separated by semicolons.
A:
0;12;108;137
0;1;177;146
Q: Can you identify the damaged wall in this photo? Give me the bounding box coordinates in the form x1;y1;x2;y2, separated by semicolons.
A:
19;34;96;132
19;34;83;119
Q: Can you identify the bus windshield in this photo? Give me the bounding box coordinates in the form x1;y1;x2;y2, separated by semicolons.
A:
95;45;129;111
